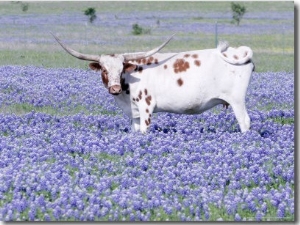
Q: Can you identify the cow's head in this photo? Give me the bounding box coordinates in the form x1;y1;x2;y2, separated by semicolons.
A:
52;33;174;95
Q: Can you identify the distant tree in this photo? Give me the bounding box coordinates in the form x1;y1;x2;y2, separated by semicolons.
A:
11;1;29;12
231;2;246;26
132;23;143;35
84;8;97;23
132;23;151;35
21;2;29;12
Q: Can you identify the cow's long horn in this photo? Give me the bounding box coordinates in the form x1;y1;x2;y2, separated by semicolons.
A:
122;33;175;61
51;33;100;62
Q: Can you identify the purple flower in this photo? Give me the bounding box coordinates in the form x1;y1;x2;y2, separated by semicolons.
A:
53;206;62;220
277;208;285;219
28;208;36;221
0;63;294;221
261;202;267;213
235;213;241;221
255;211;264;221
44;214;51;221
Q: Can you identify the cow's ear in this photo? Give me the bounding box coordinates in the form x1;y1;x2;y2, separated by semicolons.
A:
123;63;137;73
89;62;102;71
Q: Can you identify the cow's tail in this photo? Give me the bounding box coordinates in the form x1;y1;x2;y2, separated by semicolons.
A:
217;41;229;53
217;41;253;65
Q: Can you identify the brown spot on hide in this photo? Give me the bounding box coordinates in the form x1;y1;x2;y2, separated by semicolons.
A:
144;89;148;96
146;109;149;113
177;78;183;86
234;55;239;60
146;56;154;65
101;70;109;87
145;117;151;126
136;59;141;64
149;114;152;117
123;63;137;73
138;91;142;100
192;54;198;58
88;62;108;89
154;59;159;64
146;95;152;106
223;53;227;57
194;60;201;67
89;62;102;71
244;51;248;57
173;58;190;73
136;98;139;102
164;64;168;69
184;54;190;58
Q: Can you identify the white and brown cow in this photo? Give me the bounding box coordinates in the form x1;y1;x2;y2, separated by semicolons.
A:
53;34;254;133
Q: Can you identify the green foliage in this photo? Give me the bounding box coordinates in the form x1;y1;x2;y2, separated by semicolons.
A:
271;117;294;125
132;23;151;35
84;7;97;23
231;2;246;26
132;24;143;35
11;1;29;12
0;103;118;116
21;2;28;12
0;2;294;72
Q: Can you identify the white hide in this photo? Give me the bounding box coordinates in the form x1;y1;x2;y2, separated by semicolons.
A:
99;55;125;87
114;44;254;133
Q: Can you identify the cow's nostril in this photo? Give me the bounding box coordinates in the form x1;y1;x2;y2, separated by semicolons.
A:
113;87;121;93
109;85;122;95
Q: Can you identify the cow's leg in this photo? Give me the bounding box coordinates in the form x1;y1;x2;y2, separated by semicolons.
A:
131;90;155;133
139;109;153;133
131;118;140;132
138;99;155;134
229;101;250;132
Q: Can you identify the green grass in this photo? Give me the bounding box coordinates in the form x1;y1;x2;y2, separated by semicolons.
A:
0;103;58;115
0;103;118;116
0;36;294;72
271;117;294;125
0;49;88;69
0;2;293;15
0;1;294;72
208;202;294;221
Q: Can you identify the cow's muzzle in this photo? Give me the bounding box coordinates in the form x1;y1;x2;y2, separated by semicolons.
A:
109;85;122;95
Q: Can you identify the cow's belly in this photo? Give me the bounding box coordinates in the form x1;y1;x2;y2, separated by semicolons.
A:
153;71;227;114
154;96;226;115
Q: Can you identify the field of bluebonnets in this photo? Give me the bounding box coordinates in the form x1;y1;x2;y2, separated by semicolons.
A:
0;1;295;221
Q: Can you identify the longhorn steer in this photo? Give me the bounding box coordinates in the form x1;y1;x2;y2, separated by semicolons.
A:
53;34;254;133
